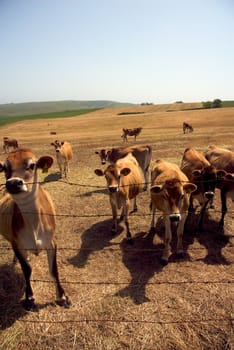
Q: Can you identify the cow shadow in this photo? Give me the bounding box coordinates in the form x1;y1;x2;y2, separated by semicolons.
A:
67;219;124;268
115;229;165;305
183;211;231;265
43;172;61;183
0;264;27;329
79;188;108;197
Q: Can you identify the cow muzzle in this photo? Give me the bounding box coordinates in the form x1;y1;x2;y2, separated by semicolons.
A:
108;186;118;193
6;178;28;194
169;214;181;222
204;191;214;200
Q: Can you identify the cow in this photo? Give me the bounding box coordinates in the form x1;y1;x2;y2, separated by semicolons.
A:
3;137;18;153
51;140;73;178
95;144;152;191
94;153;144;241
121;127;142;142
0;148;70;310
205;145;234;228
182;122;193;134
180;147;218;229
150;159;196;264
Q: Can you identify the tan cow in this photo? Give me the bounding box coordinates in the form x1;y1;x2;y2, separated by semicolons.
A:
205;145;234;228
94;153;144;241
3;137;18;153
180;147;218;229
150;160;196;263
0;148;70;310
51;140;73;178
95;144;152;191
121;127;142;142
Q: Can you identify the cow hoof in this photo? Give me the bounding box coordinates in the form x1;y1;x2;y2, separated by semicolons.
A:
176;251;185;259
126;237;134;245
57;296;71;308
159;258;168;266
23;298;37;311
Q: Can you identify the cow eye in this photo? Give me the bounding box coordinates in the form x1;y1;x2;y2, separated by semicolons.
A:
26;163;36;171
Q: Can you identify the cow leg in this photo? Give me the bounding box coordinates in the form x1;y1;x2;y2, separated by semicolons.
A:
219;189;227;228
150;202;156;232
47;242;71;308
198;199;210;230
124;199;132;241
162;215;172;263
13;247;35;311
176;214;186;257
110;200;118;233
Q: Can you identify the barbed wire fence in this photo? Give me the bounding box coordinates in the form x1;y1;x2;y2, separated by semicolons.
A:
0;178;233;326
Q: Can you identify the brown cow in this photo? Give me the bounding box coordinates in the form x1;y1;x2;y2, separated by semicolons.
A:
150;160;196;263
205;145;234;228
121;127;142;142
3;137;18;153
94;153;144;241
0;148;70;310
95;144;152;191
182;122;193;134
180;147;218;229
51;140;73;178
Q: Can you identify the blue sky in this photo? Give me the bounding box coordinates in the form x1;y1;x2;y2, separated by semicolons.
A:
0;0;234;104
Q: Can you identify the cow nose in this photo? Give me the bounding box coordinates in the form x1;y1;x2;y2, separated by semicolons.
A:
205;191;214;199
6;179;24;194
169;214;181;222
108;186;118;193
101;161;106;165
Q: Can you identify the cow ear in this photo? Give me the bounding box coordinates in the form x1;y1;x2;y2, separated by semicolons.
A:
183;183;197;194
120;168;131;176
94;169;104;176
150;185;162;194
192;169;202;177
217;170;227;179
36;156;53;173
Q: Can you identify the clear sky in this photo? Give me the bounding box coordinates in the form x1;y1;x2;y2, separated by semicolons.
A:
0;0;234;105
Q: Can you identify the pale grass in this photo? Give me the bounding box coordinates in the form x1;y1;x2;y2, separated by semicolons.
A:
0;105;233;349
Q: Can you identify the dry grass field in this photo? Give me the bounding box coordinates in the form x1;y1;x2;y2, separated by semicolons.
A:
0;104;233;350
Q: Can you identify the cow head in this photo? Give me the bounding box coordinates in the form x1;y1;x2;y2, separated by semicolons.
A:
0;148;53;197
151;180;197;222
94;165;131;193
192;165;217;200
95;149;108;165
51;140;64;153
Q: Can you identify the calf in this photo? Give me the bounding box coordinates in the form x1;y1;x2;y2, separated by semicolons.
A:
94;153;144;241
3;137;18;153
180;147;218;229
182;122;193;134
150;160;196;263
95;144;152;191
121;127;142;142
51;140;73;178
0;148;70;310
205;145;234;228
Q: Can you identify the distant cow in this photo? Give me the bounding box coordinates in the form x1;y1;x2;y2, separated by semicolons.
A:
150;159;196;263
183;122;193;134
0;148;70;310
94;153;144;241
121;127;142;142
180;147;218;229
3;137;18;153
205;145;234;228
51;140;73;178
95;144;152;191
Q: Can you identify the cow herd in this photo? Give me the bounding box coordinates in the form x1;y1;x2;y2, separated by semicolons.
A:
0;138;233;311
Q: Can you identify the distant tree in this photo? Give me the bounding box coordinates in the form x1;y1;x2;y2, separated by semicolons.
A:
202;101;212;109
212;99;222;108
